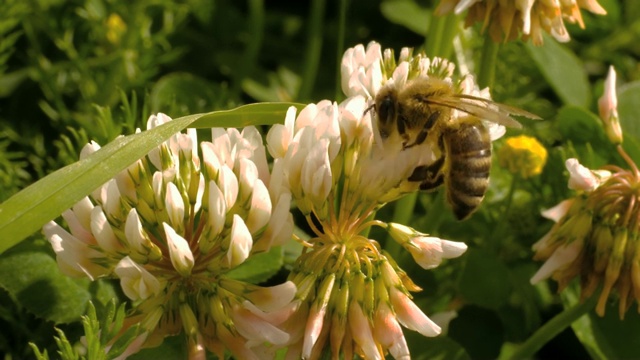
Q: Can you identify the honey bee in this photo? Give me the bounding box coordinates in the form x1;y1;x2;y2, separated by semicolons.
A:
370;76;539;220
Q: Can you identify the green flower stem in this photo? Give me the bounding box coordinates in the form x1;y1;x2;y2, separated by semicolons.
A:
385;193;418;259
477;32;499;89
506;294;598;360
298;0;326;101
334;0;349;101
424;12;460;59
231;0;264;98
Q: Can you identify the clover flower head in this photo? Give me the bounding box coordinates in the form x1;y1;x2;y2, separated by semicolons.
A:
497;135;548;178
44;113;296;357
435;0;607;45
531;157;640;318
269;43;469;359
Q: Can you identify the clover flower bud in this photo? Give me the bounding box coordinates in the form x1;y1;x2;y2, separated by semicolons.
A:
598;66;623;144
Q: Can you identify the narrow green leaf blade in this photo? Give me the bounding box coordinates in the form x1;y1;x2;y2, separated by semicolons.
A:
0;102;303;254
526;36;590;107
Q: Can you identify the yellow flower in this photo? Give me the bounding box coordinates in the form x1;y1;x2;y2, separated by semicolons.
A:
498;135;547;178
435;0;607;45
106;13;126;45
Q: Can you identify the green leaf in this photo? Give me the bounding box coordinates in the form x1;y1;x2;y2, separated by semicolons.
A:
555;105;606;144
0;102;304;254
564;288;640;360
226;246;284;283
458;248;511;309
0;251;90;323
526;36;590;107
618;80;640;140
380;0;431;36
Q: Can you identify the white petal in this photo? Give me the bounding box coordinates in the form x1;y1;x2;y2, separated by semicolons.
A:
80;141;101;160
90;206;124;253
541;199;574;222
349;301;382;360
201;142;222;180
244;281;297;313
207;180;227;238
211;128;232;168
219;166;239;209
391;288;441;337
163;222;194;277
246;179;272;234
374;303;410;360
43;221;107;280
232;305;290;347
530;240;583;284
165;182;185;230
236;157;259;203
266;124;291;160
226;215;253;268
114;256;163;300
61;208;93;243
566;158;601;191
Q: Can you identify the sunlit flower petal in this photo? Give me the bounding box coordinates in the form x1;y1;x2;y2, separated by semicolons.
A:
114;256;164;300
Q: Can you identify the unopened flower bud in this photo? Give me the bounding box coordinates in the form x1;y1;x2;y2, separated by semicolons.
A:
598;66;623;144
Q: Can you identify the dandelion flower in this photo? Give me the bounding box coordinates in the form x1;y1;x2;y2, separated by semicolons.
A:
497;135;547;178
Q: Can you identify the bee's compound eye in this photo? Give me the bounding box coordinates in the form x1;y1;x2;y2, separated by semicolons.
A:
378;96;396;126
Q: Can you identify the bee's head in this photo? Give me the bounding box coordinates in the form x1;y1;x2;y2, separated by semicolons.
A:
374;86;398;141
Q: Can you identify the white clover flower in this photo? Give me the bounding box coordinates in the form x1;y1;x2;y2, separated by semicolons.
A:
532;155;640;318
273;43;469;359
44;113;296;358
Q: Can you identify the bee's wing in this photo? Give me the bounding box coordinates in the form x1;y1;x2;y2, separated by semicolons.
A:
455;94;542;119
427;95;540;129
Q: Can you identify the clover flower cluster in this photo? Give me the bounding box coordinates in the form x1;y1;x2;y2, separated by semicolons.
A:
531;67;640;319
46;42;509;359
262;42;512;359
436;0;607;45
45;113;295;358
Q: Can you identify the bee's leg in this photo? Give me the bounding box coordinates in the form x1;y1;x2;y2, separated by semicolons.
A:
408;156;444;191
396;116;412;147
414;111;440;146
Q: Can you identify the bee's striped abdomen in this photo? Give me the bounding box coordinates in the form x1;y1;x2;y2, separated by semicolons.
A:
443;121;491;220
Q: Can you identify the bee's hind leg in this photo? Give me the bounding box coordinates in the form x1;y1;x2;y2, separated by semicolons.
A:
408;156;444;191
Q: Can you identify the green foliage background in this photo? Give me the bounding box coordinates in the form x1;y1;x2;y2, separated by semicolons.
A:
1;0;640;358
